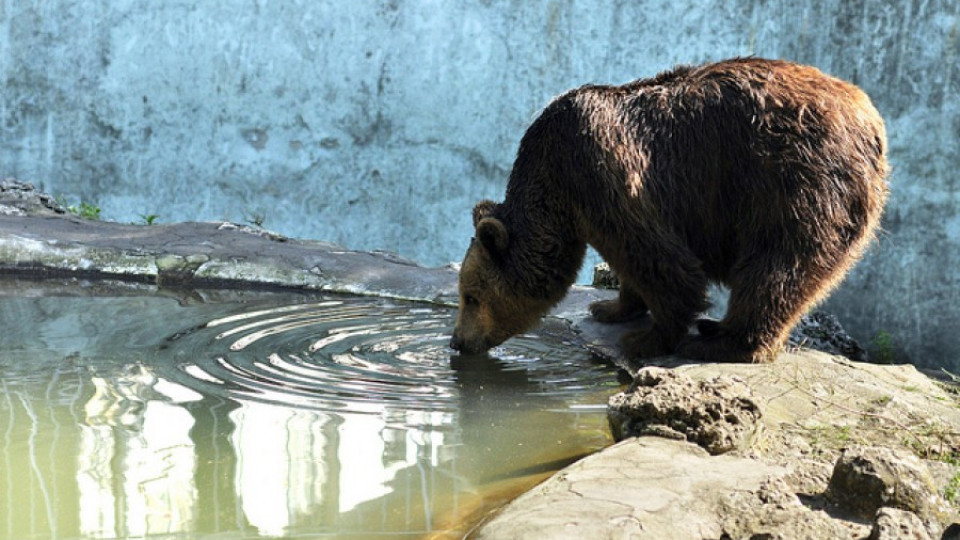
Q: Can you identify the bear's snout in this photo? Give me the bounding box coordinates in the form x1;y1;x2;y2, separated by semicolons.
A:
449;330;491;355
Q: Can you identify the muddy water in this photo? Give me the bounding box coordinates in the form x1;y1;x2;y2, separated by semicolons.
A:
0;282;622;539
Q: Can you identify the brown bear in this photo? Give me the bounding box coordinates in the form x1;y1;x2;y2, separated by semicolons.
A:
449;58;889;363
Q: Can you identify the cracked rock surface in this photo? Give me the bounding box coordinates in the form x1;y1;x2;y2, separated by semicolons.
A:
607;367;762;455
827;446;955;537
870;507;933;540
473;437;788;540
478;353;960;539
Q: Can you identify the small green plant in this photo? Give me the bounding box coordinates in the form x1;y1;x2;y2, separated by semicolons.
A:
947;468;960;505
870;330;897;364
940;451;960;506
807;424;861;449
243;209;267;228
64;200;101;220
138;213;160;225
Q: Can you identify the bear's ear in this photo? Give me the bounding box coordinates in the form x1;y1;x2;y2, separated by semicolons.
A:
472;200;499;228
476;217;509;261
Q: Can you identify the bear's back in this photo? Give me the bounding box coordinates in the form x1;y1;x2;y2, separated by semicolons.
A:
554;58;888;280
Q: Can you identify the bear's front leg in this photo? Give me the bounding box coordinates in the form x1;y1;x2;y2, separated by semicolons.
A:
589;283;648;323
614;257;709;359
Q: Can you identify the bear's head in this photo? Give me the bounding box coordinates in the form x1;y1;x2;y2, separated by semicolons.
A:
449;200;555;355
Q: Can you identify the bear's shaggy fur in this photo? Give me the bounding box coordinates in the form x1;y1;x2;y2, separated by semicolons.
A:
450;58;889;363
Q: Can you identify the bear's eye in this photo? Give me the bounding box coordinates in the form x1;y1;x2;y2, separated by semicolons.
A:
463;294;479;307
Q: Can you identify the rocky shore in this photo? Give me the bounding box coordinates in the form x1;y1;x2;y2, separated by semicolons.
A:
2;179;958;539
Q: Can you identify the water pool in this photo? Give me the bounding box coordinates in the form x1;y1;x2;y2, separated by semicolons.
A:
0;280;623;539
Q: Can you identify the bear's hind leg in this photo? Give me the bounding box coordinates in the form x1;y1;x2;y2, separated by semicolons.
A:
678;251;843;363
589;282;649;323
677;319;762;363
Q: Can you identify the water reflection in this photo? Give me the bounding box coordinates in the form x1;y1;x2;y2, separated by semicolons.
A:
67;365;464;538
79;366;199;538
229;401;331;536
0;289;619;539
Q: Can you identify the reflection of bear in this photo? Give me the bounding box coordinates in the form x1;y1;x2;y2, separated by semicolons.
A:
449;58;889;363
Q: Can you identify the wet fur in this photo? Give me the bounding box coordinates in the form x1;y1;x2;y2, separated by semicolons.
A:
451;58;889;362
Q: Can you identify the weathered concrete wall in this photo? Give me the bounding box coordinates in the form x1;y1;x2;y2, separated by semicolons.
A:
1;0;958;366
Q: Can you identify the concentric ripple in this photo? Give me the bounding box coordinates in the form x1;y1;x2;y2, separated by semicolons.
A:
158;295;619;414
